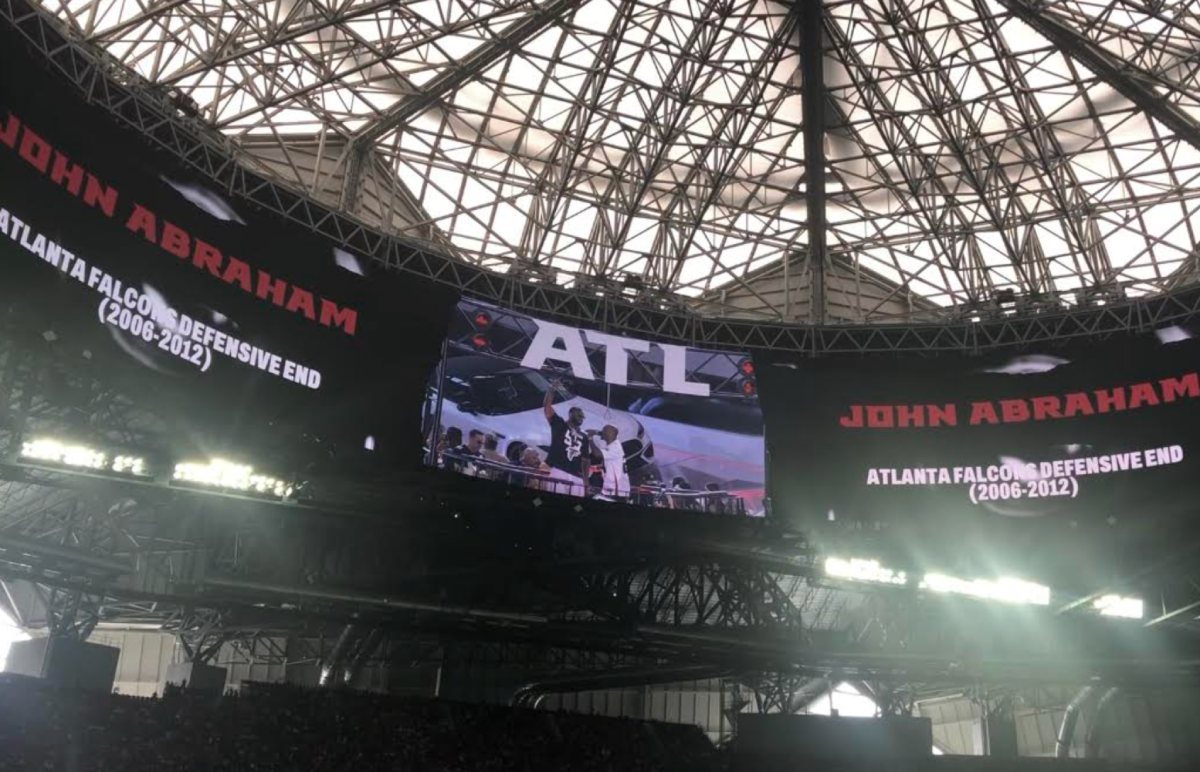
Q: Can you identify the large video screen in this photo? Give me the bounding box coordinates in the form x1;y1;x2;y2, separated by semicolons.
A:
0;39;456;472
423;299;766;515
760;328;1200;536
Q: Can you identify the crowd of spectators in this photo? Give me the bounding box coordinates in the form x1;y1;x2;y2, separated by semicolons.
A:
0;675;718;771
429;426;743;514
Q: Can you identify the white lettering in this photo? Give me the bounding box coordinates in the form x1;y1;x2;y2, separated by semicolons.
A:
520;321;595;381
660;343;710;397
584;331;650;387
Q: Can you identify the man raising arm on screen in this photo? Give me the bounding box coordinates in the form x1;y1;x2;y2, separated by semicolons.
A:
543;377;590;495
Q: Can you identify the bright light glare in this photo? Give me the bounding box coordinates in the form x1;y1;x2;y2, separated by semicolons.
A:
825;557;907;586
20;438;145;476
173;459;292;498
0;608;30;672
112;455;146;476
803;682;879;717
1094;594;1144;619
802;681;943;755
920;573;1050;606
22;438;106;469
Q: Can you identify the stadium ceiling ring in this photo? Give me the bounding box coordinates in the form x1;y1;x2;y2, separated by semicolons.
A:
5;0;1200;352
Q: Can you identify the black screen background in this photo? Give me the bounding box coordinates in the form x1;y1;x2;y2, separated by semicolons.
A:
0;32;458;475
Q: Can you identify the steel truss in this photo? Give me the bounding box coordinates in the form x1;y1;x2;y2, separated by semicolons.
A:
2;326;1200;698
569;564;811;633
6;0;1200;348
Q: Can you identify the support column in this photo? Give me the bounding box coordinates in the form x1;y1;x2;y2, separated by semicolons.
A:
340;143;369;214
799;0;827;324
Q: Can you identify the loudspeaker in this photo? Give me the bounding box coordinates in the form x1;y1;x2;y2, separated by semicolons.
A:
4;637;119;692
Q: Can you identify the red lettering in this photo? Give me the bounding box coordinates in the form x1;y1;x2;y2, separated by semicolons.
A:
1128;382;1160;409
1160;373;1199;403
1031;396;1062;421
256;272;288;306
189;234;225;275
839;405;864;428
865;406;893;428
1063;392;1095;418
125;204;157;242
969;402;999;425
0;112;18;148
82;175;118;218
1000;399;1029;423
49;153;84;196
1094;388;1126;413
319;299;358;336
192;239;224;277
18;127;51;173
161;221;191;260
222;256;253;292
896;405;925;427
928;404;957;427
285;288;316;320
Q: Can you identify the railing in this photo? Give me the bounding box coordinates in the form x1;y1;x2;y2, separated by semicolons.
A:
437;451;746;514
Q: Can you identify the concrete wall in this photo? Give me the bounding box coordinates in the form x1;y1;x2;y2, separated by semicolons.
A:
541;679;732;745
918;688;1200;764
89;631;296;696
90;631;176;697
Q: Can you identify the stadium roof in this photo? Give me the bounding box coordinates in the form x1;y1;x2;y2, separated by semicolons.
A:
36;0;1200;322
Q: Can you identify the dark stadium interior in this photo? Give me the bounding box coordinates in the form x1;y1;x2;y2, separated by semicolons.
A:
6;0;1200;768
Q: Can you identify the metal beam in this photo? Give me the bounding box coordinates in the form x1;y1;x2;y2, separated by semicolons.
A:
351;0;587;147
512;665;731;708
340;144;370;213
12;0;1200;351
0;533;132;576
1145;597;1200;628
997;0;1200;155
201;575;549;624
799;0;826;324
1057;537;1200;615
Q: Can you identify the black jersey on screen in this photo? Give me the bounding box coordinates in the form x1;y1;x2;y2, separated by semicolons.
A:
546;413;589;476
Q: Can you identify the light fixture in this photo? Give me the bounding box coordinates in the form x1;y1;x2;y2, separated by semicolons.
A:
19;438;147;477
825;557;908;586
112;455;147;476
919;573;1050;606
1093;594;1143;619
172;459;293;499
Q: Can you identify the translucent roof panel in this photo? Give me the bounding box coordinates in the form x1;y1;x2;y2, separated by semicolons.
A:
36;0;1200;321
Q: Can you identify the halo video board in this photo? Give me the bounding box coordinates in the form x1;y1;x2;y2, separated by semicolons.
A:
423;299;766;516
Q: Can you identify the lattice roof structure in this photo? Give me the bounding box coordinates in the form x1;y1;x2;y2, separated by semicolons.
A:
29;0;1200;323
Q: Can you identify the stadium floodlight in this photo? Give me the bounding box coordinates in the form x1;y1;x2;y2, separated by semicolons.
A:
172;459;293;499
112;455;147;476
825;557;908;587
920;573;1050;606
20;438;147;477
1093;595;1144;619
